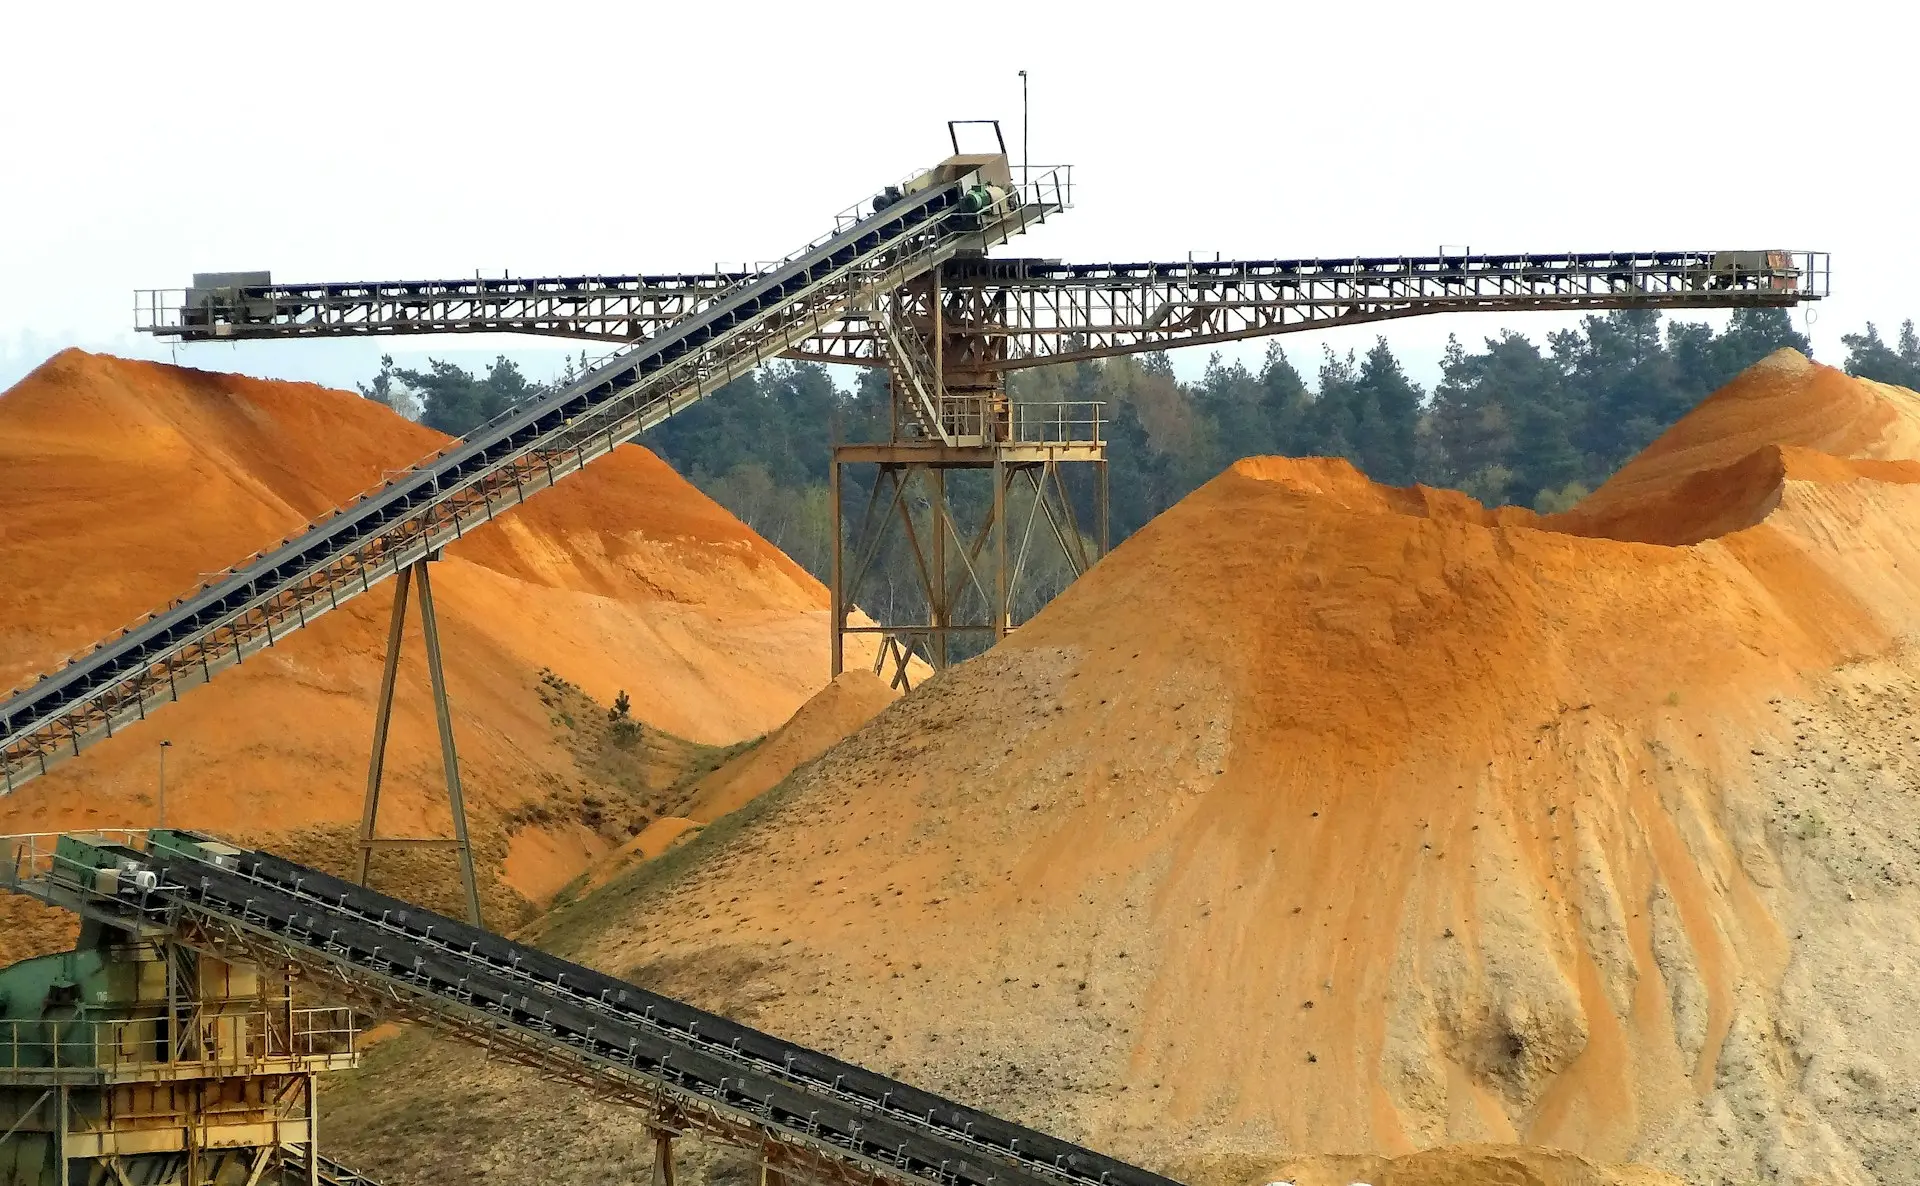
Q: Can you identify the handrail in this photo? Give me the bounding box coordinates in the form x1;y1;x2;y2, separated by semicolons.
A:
1011;401;1104;446
0;1007;355;1073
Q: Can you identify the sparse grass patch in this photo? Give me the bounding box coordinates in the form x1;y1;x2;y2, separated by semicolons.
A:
531;768;804;959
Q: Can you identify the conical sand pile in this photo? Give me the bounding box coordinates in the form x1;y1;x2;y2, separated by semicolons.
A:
501;350;1920;1185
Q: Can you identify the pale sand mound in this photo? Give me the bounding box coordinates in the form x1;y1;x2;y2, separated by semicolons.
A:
1552;347;1920;545
0;350;863;940
440;352;1920;1186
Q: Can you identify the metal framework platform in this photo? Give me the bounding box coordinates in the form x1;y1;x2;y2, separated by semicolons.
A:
0;832;368;1186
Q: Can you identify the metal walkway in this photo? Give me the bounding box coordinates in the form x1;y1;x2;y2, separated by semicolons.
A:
1;161;1071;795
5;831;1177;1186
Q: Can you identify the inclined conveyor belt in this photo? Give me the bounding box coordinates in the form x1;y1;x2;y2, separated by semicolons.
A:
111;840;1176;1186
3;162;1066;794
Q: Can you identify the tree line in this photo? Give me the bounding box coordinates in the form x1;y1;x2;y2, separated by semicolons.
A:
359;310;1920;574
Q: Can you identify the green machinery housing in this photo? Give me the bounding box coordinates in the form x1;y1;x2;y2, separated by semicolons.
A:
0;832;358;1186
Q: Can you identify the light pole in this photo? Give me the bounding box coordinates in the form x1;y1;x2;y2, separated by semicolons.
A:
1018;70;1029;186
157;740;172;828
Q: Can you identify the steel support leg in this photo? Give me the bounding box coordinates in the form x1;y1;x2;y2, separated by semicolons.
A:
413;560;484;928
651;1128;677;1186
352;558;483;927
828;456;843;679
993;457;1009;639
355;566;412;886
55;1087;68;1186
307;1071;320;1186
1097;457;1109;559
930;468;948;669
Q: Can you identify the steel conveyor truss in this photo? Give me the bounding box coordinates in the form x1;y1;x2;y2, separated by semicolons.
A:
3;831;1180;1186
0;163;1072;795
140;250;1829;365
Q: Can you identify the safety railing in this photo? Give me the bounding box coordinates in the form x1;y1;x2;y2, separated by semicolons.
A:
933;396;996;443
1012;401;1104;446
1016;165;1074;220
134;289;187;333
0;1006;356;1075
2;830;149;894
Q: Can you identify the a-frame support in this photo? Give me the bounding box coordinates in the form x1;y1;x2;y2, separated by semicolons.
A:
827;285;1107;691
829;450;1105;692
353;554;483;926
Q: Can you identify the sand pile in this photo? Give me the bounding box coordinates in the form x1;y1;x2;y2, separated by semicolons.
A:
0;350;858;948
580;669;902;892
681;669;902;822
397;348;1920;1186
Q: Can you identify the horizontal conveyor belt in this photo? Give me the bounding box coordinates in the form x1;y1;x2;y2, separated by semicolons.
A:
141;250;1829;372
5;163;1071;794
136;271;754;344
9;834;1178;1186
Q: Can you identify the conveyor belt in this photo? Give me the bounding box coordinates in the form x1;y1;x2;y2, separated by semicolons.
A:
2;162;1070;795
21;835;1176;1186
139;250;1829;370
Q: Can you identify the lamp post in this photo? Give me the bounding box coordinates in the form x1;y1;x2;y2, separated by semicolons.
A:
157;740;172;828
1018;70;1029;186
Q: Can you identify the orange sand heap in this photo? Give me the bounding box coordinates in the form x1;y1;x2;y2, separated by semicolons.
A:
0;350;856;915
519;350;1920;1186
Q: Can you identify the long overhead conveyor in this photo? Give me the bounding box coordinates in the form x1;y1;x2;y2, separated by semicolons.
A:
1;154;1072;794
141;250;1828;362
3;829;1180;1186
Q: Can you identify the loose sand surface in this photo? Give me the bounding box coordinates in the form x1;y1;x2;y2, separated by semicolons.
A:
475;351;1920;1186
580;668;901;893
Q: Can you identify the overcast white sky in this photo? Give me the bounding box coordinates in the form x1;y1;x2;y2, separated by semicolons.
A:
1;1;1911;394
